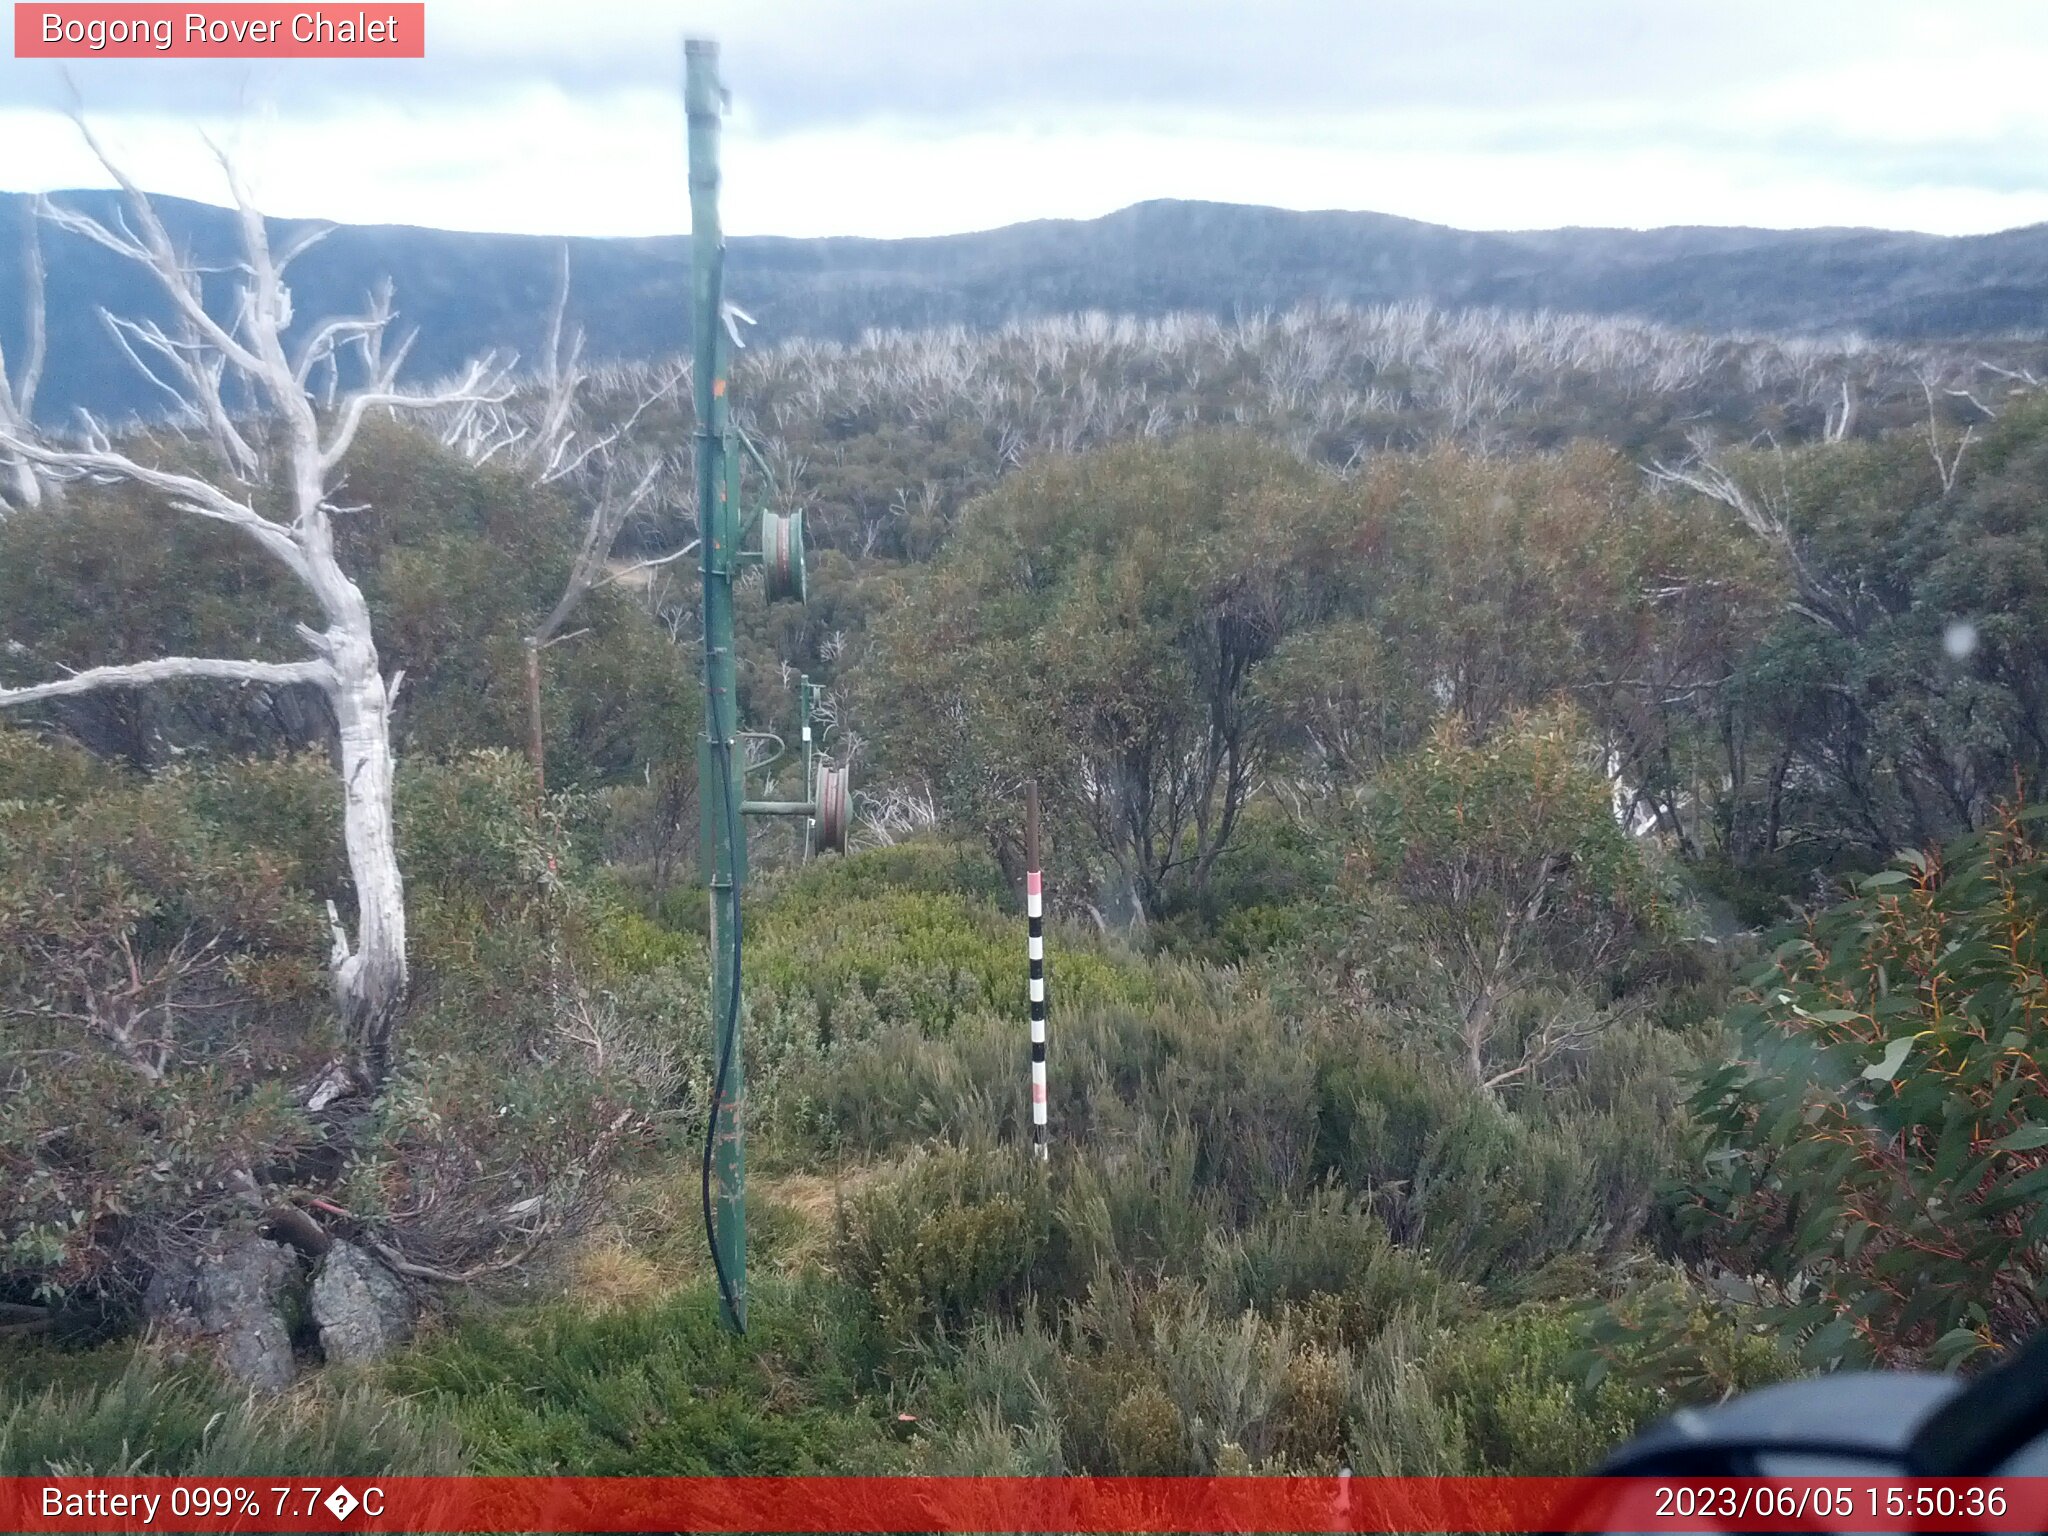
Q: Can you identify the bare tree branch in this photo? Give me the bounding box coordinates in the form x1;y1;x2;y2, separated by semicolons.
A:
543;362;684;484
51;116;270;382
0;655;333;707
320;353;509;473
16;203;46;415
1648;433;1864;637
534;457;675;644
495;263;691;790
0;430;309;575
587;537;700;597
0;205;49;507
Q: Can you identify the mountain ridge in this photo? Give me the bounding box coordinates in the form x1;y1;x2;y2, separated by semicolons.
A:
4;190;2044;423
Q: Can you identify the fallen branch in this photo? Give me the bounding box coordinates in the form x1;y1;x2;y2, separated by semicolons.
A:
260;1204;334;1257
366;1229;554;1285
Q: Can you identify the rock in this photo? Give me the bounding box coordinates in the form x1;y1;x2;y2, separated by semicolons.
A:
311;1241;414;1363
144;1234;300;1391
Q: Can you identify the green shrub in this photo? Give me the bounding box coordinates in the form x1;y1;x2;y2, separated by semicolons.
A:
747;851;1158;1162
1312;1045;1658;1286
762;840;1011;911
1340;1310;1470;1475
1103;1382;1188;1474
833;1146;1060;1343
1150;805;1345;965
1207;1186;1465;1339
1355;707;1664;1091
1577;1271;1796;1407
1053;1121;1220;1286
399;750;556;912
1684;803;2048;1369
1430;1306;1655;1474
927;1278;1476;1475
748;870;1150;1047
181;752;346;893
0;725;120;809
0;752;330;1298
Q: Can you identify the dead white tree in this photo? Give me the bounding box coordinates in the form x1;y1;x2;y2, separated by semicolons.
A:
0;127;509;1098
1921;374;1976;496
1975;358;2044;399
1648;432;1866;638
855;781;941;848
506;248;692;792
0;204;48;509
1823;379;1856;444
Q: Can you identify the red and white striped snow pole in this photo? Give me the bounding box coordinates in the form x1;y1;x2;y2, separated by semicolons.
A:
1026;780;1048;1161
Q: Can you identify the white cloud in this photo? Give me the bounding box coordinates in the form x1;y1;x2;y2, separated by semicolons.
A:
3;0;2046;237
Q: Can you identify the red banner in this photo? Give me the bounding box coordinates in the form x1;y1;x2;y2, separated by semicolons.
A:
13;4;425;58
1;1476;2044;1533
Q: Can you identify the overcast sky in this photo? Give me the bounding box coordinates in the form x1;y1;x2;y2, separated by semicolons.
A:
4;1;2046;239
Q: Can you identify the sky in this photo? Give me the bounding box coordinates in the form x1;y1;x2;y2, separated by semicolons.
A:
3;1;2047;240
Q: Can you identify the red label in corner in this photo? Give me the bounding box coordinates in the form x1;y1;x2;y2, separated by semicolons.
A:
15;4;426;58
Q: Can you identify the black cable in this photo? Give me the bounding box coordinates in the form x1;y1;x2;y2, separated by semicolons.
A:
700;702;746;1332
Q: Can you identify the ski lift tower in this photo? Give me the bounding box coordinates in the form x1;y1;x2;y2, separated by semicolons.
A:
687;37;850;1335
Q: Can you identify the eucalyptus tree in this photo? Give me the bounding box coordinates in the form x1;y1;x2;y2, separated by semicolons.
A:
0;129;507;1098
866;432;1360;921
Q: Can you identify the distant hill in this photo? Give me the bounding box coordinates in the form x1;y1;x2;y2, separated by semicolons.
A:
3;191;2045;424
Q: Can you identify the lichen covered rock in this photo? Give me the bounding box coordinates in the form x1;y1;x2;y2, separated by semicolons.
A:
144;1234;300;1391
311;1240;415;1363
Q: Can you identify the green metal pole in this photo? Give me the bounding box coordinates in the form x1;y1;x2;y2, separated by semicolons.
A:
800;675;817;858
688;36;746;1334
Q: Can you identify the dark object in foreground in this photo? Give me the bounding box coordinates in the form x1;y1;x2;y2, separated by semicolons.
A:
1600;1330;2048;1476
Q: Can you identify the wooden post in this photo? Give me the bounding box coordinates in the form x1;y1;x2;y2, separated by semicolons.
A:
1026;780;1047;1161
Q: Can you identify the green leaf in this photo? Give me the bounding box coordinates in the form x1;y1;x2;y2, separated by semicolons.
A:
1977;1165;2048;1215
1934;1113;1977;1185
1862;1035;1916;1082
1994;1124;2048;1153
1931;1327;1986;1369
1803;1314;1857;1366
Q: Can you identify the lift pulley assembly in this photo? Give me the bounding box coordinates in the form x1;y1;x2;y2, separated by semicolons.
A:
760;508;806;604
736;673;850;856
814;762;851;855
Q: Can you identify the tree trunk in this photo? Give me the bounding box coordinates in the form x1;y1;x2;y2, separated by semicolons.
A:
328;628;408;1091
1462;987;1493;1087
524;640;546;796
6;458;39;508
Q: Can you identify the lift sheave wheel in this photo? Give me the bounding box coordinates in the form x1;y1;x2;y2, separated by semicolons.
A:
814;762;851;855
762;509;807;604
